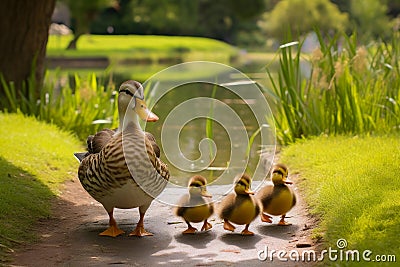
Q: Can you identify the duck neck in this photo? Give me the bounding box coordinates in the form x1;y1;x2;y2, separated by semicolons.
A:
117;104;141;133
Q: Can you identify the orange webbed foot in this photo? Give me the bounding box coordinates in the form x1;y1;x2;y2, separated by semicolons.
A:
182;226;198;234
278;215;292;226
261;213;273;223
129;225;153;237
241;229;255;236
99;225;125;237
277;220;292;226
223;220;236;232
201;221;212;232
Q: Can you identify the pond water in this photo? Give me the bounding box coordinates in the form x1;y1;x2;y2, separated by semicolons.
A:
53;60;277;204
135;62;276;203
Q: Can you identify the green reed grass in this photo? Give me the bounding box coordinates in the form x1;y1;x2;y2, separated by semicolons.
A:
266;32;400;144
0;71;118;140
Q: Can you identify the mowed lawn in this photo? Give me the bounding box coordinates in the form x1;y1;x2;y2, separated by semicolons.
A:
0;113;82;259
47;34;238;62
281;135;400;265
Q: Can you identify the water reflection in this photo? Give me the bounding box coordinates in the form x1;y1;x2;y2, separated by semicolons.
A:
144;81;270;187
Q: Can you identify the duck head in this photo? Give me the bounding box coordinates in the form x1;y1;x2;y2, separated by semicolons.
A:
234;174;254;195
271;163;292;185
118;80;158;131
188;175;212;198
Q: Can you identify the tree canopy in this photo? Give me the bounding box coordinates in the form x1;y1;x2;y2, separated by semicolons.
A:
64;0;116;49
258;0;348;41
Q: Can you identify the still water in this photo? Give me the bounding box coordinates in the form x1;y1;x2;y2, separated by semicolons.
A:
57;60;277;203
139;62;276;191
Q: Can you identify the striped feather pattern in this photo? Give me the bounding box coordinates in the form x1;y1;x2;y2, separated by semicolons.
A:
78;122;169;207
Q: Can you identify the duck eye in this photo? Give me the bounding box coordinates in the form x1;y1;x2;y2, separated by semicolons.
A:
141;104;144;108
237;181;246;186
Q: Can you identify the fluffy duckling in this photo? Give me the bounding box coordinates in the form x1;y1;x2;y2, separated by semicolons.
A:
175;175;214;234
256;163;296;226
219;174;260;235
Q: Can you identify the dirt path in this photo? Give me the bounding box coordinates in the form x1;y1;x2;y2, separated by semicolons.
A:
12;174;319;266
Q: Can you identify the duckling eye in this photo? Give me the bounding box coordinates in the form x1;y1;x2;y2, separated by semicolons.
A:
141;104;144;108
237;181;246;186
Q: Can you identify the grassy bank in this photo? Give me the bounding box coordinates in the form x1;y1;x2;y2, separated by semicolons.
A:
281;135;399;265
47;34;238;64
0;113;81;261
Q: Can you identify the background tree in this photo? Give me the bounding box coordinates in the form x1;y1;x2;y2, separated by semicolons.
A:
91;0;265;44
258;0;348;42
64;0;116;49
0;0;55;97
349;0;392;41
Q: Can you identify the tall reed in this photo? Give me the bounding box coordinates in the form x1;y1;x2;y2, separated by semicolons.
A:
266;31;400;144
0;71;118;140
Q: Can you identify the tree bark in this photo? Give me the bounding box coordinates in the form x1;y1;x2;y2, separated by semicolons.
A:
0;0;56;97
66;32;83;50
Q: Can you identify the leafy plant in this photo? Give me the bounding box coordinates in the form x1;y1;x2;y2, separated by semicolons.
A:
0;71;118;140
266;31;400;144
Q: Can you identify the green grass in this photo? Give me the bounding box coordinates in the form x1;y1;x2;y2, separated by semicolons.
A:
0;113;82;260
47;34;238;63
280;135;400;266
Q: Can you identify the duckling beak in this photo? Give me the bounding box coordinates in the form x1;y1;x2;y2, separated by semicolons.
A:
282;177;293;184
201;190;212;198
244;189;255;195
135;99;159;122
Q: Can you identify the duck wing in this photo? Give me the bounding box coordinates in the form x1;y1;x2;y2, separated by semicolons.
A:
87;128;115;154
145;132;160;158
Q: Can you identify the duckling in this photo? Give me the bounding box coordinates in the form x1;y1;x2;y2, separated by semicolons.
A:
219;174;260;235
256;163;296;226
175;175;214;234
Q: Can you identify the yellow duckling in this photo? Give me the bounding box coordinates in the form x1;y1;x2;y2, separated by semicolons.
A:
256;163;296;226
219;174;260;235
175;175;214;234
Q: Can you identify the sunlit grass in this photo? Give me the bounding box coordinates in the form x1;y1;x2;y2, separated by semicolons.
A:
47;34;238;63
0;113;82;258
281;135;400;266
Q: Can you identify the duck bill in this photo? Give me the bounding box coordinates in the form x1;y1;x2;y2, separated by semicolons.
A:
283;178;293;185
135;99;159;122
244;189;255;195
201;190;212;198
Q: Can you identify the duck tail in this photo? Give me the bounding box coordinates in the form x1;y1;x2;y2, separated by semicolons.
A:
74;152;89;163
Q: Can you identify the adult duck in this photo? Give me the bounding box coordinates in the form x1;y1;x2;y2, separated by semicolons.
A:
75;80;169;237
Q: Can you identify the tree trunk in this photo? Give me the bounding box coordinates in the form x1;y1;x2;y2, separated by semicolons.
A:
66;33;83;50
0;0;56;98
